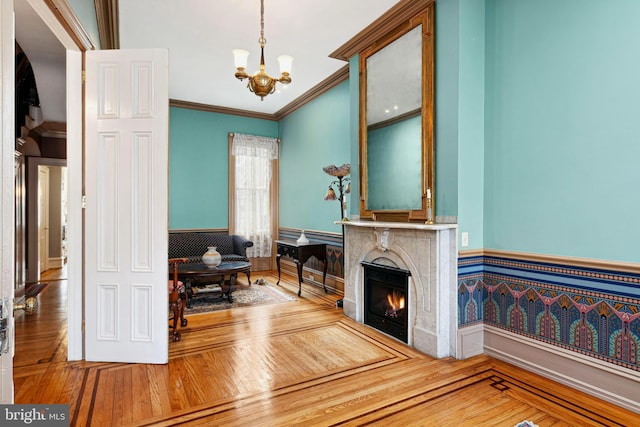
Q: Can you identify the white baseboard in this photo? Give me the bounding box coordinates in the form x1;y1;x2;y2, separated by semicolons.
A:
457;322;484;359
47;256;65;269
484;325;640;414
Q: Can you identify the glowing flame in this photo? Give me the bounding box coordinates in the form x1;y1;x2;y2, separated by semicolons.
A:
385;290;405;318
387;290;405;310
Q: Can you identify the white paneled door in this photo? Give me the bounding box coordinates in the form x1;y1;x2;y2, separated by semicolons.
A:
85;49;169;363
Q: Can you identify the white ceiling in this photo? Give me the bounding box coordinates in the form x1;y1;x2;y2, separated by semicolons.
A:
15;0;403;119
119;0;402;115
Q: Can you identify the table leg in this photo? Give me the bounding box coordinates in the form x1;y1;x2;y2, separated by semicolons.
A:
227;274;237;302
295;259;303;296
322;259;328;293
179;288;188;326
185;277;194;308
276;253;282;285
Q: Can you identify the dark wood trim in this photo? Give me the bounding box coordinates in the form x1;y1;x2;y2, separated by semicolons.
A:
45;0;95;51
169;99;278;121
169;228;229;234
274;65;349;119
170;65;349;121
94;0;119;49
330;0;432;61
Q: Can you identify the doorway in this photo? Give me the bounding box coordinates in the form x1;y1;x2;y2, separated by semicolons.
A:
13;0;84;362
1;0;83;399
37;164;67;275
26;157;67;284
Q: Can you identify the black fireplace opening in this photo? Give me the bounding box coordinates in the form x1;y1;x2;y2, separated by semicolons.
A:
362;261;410;343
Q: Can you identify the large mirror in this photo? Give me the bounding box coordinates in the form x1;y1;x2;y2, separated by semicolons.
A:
359;7;434;222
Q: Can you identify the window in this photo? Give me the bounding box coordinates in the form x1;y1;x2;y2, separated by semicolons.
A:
228;133;279;270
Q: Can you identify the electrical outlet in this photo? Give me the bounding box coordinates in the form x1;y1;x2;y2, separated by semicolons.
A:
309;274;314;282
461;232;469;247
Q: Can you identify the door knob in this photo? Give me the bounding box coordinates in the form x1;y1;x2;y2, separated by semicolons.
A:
14;296;38;315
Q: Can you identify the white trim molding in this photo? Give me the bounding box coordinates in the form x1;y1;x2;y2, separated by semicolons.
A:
484;325;640;414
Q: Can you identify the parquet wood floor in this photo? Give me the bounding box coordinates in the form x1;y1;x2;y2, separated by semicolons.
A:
13;268;638;426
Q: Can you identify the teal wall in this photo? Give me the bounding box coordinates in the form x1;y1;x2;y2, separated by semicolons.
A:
484;0;640;262
279;81;351;233
169;107;278;230
434;0;460;218
456;0;485;250
169;0;640;263
349;56;361;218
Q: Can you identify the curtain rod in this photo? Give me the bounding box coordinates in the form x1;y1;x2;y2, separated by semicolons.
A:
228;132;280;143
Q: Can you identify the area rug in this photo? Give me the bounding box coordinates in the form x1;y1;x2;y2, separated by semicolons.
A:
25;282;48;298
185;282;296;314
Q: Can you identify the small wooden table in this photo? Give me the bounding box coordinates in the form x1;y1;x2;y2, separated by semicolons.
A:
275;239;328;296
178;261;251;306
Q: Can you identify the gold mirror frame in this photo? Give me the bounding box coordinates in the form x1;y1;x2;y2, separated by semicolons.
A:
359;6;434;222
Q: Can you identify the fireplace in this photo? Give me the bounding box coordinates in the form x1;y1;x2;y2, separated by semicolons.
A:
363;261;410;343
339;220;458;359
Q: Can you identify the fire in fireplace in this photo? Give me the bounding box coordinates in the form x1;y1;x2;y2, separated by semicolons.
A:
362;261;410;343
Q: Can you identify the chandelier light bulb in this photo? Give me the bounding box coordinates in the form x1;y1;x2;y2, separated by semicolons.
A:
277;55;293;75
232;49;249;70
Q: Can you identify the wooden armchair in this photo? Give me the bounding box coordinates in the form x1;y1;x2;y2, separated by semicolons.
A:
169;257;189;341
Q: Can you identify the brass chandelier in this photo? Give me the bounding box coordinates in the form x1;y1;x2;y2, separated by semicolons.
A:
232;0;293;100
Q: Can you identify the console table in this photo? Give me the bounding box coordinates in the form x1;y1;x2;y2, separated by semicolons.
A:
275;239;328;296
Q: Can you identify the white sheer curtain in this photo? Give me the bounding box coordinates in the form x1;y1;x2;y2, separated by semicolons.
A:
232;133;278;258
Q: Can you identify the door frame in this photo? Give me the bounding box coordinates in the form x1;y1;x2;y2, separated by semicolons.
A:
1;0;16;403
22;0;84;361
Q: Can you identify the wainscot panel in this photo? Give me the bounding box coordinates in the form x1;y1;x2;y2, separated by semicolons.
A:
277;228;345;295
458;250;640;413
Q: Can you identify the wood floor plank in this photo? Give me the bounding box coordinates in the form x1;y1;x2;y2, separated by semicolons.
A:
13;267;638;426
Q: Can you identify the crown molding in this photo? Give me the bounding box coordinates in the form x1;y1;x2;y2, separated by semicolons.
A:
330;0;431;61
170;65;349;121
169;100;278;121
45;0;95;51
274;65;349;119
94;0;119;49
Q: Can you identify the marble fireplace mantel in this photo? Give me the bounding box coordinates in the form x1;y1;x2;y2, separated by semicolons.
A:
338;220;458;358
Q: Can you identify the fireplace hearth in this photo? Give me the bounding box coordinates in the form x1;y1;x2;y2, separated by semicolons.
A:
363;261;410;343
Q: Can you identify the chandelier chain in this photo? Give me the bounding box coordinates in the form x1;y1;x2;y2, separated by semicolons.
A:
259;0;266;46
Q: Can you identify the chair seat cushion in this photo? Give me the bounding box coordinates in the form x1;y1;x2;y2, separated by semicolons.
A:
169;280;184;291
